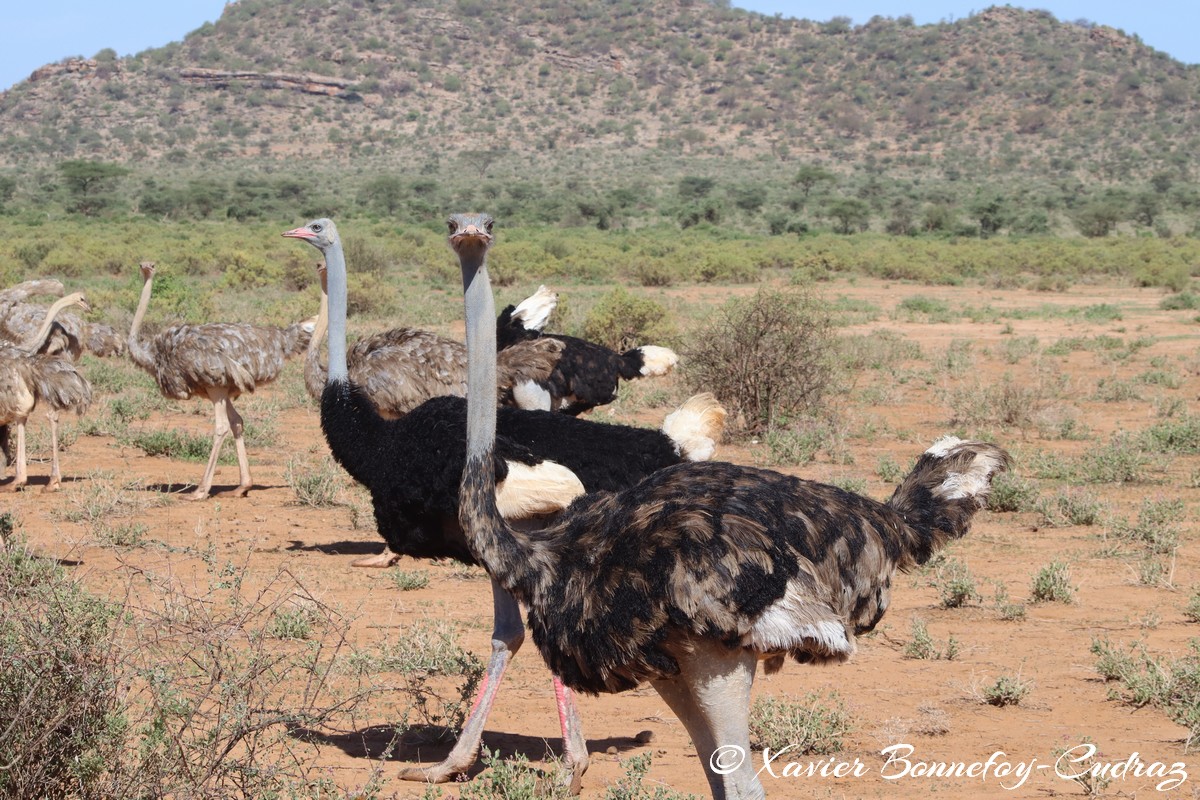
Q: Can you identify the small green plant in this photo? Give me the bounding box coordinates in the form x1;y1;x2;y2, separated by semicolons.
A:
1036;490;1105;527
268;607;317;640
986;472;1038;513
1090;638;1200;746
933;557;981;608
1031;561;1074;603
992;583;1027;621
1111;497;1185;554
875;454;903;483
285;457;344;508
459;748;575;800
604;752;698;800
1051;736;1111;796
125;428;218;462
981;672;1031;707
748;691;851;756
1185;590;1200;623
390;570;430;591
903;618;960;660
1078;435;1150;484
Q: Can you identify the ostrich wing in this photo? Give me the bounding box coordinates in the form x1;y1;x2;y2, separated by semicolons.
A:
350;328;470;417
152;324;294;398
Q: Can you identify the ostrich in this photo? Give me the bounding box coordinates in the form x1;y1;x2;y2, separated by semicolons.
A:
1;292;93;492
282;218;726;790
449;212;1011;800
303;266;564;418
0;278;125;357
127;261;313;500
496;296;678;415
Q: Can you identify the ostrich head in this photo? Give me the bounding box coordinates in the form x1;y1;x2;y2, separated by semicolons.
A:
139;261;156;280
282;218;339;252
447;213;494;251
446;213;495;286
61;291;91;313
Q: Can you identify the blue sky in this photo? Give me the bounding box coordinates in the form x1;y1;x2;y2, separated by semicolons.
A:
2;1;1196;93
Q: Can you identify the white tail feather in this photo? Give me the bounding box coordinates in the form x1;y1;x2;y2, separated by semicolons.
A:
661;392;727;462
495;459;585;518
510;285;558;332
636;345;678;376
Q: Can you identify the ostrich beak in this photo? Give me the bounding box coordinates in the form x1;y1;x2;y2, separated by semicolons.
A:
282;227;316;239
450;224;493;246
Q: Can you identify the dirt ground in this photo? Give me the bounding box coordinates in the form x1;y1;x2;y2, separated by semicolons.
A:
7;276;1200;798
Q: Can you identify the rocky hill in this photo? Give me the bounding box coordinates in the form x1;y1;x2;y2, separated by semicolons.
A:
1;0;1197;195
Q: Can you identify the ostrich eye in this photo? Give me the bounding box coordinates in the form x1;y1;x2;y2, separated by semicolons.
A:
311;223;322;233
485;219;494;233
447;220;458;234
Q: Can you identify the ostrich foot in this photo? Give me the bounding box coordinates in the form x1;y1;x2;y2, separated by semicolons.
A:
230;484;252;498
397;762;465;785
0;480;25;493
351;550;402;568
42;480;61;494
186;489;211;501
557;757;588;795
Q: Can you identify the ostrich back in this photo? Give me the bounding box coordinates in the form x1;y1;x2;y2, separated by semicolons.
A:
0;301;125;359
312;329;562;418
502;447;1007;695
27;354;91;414
0;349;37;422
146;322;309;400
349;328;469;417
321;387;683;563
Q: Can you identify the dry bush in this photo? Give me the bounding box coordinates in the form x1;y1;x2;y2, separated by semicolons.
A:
581;287;678;351
684;289;835;435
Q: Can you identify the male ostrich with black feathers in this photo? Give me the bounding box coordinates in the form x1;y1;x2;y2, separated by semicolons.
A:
496;294;677;415
283;217;725;790
448;211;1012;800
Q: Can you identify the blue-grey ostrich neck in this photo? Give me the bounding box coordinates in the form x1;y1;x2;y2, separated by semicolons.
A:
461;254;498;462
457;236;548;594
322;234;350;382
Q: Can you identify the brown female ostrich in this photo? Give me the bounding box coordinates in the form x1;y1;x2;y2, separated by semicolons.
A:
450;212;1011;799
127;261;312;500
303;266;564;418
1;292;93;492
0;278;125;357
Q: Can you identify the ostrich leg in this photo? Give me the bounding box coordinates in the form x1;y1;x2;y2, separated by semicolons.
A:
401;578;589;792
189;395;232;501
0;423;27;491
554;676;590;793
650;640;763;800
399;577;525;784
44;409;62;492
224;398;253;497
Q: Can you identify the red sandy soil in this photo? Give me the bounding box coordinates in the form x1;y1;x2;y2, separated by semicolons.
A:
7;276;1200;798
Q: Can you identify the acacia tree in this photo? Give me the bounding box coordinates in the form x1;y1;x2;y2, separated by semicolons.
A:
58;159;129;216
826;197;871;234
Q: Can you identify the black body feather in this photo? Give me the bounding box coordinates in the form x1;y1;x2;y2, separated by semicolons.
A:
497;306;654;416
320;381;684;563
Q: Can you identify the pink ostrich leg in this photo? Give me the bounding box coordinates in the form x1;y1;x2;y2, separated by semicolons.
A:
398;578;589;792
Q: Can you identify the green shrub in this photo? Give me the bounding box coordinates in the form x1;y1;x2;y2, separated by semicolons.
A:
0;534;127;800
1031;561;1074;603
986;472;1039;513
685;289;835;434
748;691;850;755
581;287;678;352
